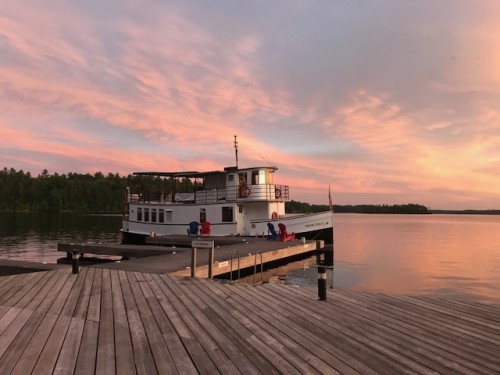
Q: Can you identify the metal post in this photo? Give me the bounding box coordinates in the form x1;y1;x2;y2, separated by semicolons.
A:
72;250;80;274
191;247;197;277
318;266;327;301
208;244;215;279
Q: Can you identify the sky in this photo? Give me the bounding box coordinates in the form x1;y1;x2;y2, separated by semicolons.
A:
1;0;500;209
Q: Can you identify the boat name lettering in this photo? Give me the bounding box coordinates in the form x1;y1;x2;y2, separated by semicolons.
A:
305;222;325;228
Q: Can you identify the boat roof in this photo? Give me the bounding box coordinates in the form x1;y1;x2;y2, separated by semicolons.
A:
133;166;277;179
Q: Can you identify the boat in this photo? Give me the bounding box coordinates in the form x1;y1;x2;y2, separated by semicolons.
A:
121;139;333;244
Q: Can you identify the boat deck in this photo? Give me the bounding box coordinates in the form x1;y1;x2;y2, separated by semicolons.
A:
0;268;499;374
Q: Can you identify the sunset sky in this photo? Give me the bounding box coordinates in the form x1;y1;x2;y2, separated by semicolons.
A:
2;1;500;209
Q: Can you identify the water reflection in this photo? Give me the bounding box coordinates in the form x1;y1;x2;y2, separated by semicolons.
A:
1;212;499;303
0;212;122;263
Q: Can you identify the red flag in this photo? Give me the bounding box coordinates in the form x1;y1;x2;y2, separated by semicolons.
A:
328;185;333;211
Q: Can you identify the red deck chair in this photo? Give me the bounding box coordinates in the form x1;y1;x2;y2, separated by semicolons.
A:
200;221;211;236
277;223;295;242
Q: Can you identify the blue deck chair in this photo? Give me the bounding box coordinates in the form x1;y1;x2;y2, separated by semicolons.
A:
267;223;278;240
187;221;200;236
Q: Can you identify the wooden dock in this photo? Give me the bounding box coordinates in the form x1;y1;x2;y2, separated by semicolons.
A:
58;237;318;277
0;267;499;374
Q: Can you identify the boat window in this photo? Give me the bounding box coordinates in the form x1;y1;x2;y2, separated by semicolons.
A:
166;210;172;222
159;209;164;223
222;206;233;222
228;174;234;182
151;209;157;223
144;208;150;222
238;173;247;186
200;208;206;223
137;207;142;221
252;170;266;184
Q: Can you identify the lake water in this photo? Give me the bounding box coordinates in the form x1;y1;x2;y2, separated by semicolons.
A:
1;212;499;304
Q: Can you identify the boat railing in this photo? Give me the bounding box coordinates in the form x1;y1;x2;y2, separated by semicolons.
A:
125;184;289;204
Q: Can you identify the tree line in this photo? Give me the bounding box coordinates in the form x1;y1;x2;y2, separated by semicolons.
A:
1;167;430;214
285;201;430;214
0;168;183;212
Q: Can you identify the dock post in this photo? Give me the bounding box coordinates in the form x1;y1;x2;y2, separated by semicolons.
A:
208;244;215;279
318;266;327;301
191;247;197;277
72;250;80;274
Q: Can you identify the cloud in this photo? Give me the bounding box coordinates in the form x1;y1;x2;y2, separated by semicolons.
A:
2;1;500;208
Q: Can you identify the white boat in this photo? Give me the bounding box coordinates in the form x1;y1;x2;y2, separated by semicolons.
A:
121;140;333;244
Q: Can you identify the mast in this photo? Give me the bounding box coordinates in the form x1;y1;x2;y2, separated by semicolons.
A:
234;135;239;168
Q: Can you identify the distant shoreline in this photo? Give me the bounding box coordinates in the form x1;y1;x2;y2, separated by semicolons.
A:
431;209;500;215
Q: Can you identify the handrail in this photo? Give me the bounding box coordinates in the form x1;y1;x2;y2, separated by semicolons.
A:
253;251;264;286
125;184;290;204
230;249;241;284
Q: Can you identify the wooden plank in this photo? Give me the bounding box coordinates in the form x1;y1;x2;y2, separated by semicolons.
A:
273;284;500;374
134;272;197;375
0;270;68;374
87;268;102;322
210;280;373;375
96;269;115;374
237;283;421;374
11;271;52;308
180;276;322;375
118;270;157;375
74;320;99;375
126;271;177;374
3;270;71;375
274;285;486;375
47;271;78;315
9;313;58;375
53;317;85;374
73;267;96;320
0;275;27;301
156;273;239;374
32;270;89;373
110;270;136;375
146;273;220;375
199;278;356;375
0;309;32;359
336;290;500;365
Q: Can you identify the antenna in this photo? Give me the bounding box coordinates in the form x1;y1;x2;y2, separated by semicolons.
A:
233;135;239;168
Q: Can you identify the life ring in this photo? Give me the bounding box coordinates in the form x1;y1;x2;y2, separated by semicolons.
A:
240;185;250;198
271;212;278;220
275;188;281;199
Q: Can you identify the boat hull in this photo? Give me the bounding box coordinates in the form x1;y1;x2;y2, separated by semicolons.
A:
122;210;334;244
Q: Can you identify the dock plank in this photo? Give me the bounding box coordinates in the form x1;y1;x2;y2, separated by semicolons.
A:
118;270;157;375
158;274;241;374
126;271;177;374
74;320;98;375
1;268;500;374
146;273;220;375
134;272;197;375
95;269;115;374
110;270;136;375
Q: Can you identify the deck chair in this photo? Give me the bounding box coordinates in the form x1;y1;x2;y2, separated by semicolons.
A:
200;221;211;236
278;223;295;242
187;221;200;236
267;223;278;240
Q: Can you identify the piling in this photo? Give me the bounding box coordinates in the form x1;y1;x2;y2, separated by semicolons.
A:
72;250;80;274
318;266;327;300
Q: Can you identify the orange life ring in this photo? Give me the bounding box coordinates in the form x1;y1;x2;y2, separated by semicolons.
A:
240;185;250;198
271;212;278;220
275;188;281;199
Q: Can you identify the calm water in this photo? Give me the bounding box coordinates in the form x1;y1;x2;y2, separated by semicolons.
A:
1;212;499;303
